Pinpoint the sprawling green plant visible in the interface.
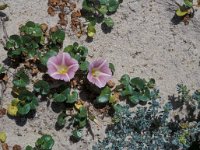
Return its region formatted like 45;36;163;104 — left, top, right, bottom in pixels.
4;21;117;140
5;21;65;65
117;74;159;105
82;0;123;37
26;135;54;150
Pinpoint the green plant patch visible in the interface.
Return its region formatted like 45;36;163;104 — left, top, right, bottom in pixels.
26;135;54;150
82;0;122;37
118;74;158;105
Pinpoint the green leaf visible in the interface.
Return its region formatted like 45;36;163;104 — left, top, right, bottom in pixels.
25;21;35;28
129;95;140;105
108;0;119;13
17;90;38;112
176;9;188;17
6;35;22;49
103;17;114;28
29;97;39;110
56;112;67;127
77;107;87;119
79;119;87;128
25;146;34;150
64;43;88;63
139;94;149;102
87;23;96;38
0;64;5;74
35;135;54;150
184;0;193;7
7;48;22;58
131;77;146;90
82;0;95;13
80;61;89;71
50;29;65;44
53;88;76;103
109;63;115;75
0;2;8;10
66;91;78;103
121;85;133;97
64;45;74;53
113;103;123;113
53;93;66;102
98;5;108;15
34;80;50;95
72;130;82;140
147;78;155;88
20;21;43;37
17;103;31;115
100;0;108;5
13;70;30;88
39;50;57;66
96;86;111;104
119;74;130;85
78;46;88;58
18;90;38;103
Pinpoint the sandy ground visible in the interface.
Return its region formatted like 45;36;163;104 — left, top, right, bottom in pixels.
0;0;200;149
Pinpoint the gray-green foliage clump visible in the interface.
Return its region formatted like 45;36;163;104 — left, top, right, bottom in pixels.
93;98;200;150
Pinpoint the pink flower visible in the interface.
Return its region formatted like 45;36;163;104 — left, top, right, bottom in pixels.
87;59;112;88
47;52;79;82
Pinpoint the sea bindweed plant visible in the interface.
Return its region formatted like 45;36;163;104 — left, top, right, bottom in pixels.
26;135;54;150
82;0;123;38
172;0;200;25
3;21;117;140
116;74;158;105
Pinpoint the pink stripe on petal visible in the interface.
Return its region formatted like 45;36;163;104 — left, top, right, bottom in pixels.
47;52;79;82
68;63;79;70
94;78;106;88
87;73;94;83
60;74;70;82
87;59;112;88
63;53;71;65
51;73;61;80
99;72;112;77
48;64;57;74
47;60;59;70
56;53;64;65
97;59;107;70
99;75;111;83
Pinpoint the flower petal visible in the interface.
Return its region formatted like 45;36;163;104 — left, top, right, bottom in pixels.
87;59;112;88
47;52;79;82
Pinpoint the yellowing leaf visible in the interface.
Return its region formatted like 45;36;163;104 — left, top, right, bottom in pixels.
7;104;18;116
0;132;7;143
176;9;188;17
75;100;84;110
109;92;120;105
11;98;20;106
0;2;8;10
87;24;96;38
88;114;100;126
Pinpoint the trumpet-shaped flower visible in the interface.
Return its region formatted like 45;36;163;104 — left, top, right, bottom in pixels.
87;59;112;88
47;52;79;82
